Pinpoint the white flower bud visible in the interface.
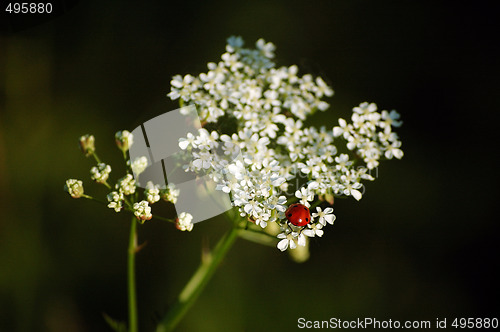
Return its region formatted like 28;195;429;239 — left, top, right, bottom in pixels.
79;135;95;157
115;130;133;152
64;179;84;198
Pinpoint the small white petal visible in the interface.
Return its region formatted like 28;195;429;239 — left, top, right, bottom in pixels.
303;229;315;237
324;214;336;225
297;234;307;246
308;181;319;190
192;159;202;168
179;140;190;150
351;189;362;201
393;149;404;159
271;177;286;186
277;239;288;251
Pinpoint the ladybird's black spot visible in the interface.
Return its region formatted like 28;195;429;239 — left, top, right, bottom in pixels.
306;218;309;221
303;207;307;210
287;213;292;217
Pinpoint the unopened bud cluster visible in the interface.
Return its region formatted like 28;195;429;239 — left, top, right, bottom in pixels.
65;132;193;231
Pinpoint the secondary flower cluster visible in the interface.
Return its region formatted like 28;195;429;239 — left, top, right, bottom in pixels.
333;102;403;169
170;37;404;251
168;36;332;124
65;132;192;230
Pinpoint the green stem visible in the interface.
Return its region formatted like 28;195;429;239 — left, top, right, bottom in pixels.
156;225;239;332
91;152;102;164
128;217;138;332
237;228;277;247
152;214;175;223
83;195;107;206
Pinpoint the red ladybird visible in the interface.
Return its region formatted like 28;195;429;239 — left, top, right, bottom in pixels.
285;203;311;227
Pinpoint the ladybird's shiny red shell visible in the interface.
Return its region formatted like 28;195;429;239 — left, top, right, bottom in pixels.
285;203;311;227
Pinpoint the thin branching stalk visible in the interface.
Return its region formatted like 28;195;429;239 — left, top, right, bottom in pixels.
128;216;138;332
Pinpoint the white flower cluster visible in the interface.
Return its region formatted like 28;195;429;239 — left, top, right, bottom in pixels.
104;146;187;227
133;200;152;223
90;163;111;184
66;133;194;231
116;174;136;195
131;156;148;176
160;183;180;204
168;36;332;124
170;37;404;251
176;212;194;232
107;191;124;212
333;102;403;169
144;181;161;204
179;127;289;229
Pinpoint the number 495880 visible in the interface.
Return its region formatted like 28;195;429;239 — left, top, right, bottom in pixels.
5;3;53;14
452;318;498;329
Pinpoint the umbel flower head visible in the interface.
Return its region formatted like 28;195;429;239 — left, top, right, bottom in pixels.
90;163;111;184
130;156;148;176
64;37;404;255
133;200;153;223
65;131;192;232
161;183;180;204
144;181;161;204
170;36;404;251
107;191;124;212
176;212;194;232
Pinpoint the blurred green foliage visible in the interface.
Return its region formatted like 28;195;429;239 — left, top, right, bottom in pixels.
0;0;498;331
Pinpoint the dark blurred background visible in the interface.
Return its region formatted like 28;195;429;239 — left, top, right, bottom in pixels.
0;0;498;331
